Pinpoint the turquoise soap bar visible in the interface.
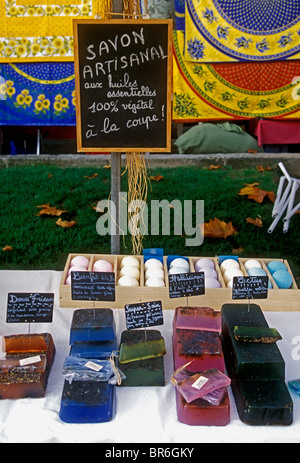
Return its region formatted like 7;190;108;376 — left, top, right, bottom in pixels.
59;380;116;423
231;379;293;426
69;309;116;344
70;340;118;359
221;304;285;380
288;379;300;396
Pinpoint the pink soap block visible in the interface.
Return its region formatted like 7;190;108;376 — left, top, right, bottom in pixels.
173;329;225;373
172;367;231;403
175;389;230;426
174;306;221;332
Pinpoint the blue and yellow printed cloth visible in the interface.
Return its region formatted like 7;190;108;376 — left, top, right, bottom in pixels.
185;0;300;62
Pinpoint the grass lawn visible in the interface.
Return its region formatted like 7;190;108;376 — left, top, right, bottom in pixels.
0;164;299;283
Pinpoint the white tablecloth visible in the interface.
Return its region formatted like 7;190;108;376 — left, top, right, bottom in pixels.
0;270;299;444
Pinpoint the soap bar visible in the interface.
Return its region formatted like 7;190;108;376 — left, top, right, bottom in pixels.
119;329;166;364
174;306;221;332
70;340;118;360
221;304;285;380
118;356;165;387
173;329;225;373
288;379;300;396
172;367;230;403
69;309;116;344
3;334;48;354
59;380;115;423
233;326;282;344
175;389;230;426
231;379;293;426
62;357;115;383
0;333;55;400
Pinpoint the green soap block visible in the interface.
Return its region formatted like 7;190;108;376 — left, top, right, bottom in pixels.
221;304;285;380
119;330;166;364
233;326;282;344
117;356;165;387
231;379;293;426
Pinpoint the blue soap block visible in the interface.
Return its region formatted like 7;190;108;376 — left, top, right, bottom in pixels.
288;380;300;396
70;340;118;359
267;261;287;275
69;309;116;344
272;270;293;289
59;380;116;423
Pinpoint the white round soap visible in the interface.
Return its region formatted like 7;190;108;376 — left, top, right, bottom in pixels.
68;265;88;276
120;265;140;280
93;259;113;273
70;256;89;269
205;278;221;288
244;259;262;271
170;258;189;272
223;268;244;285
144;258;163;270
117;276;139;287
195;258;215;271
145;277;165;287
121;256;140;269
198;267;218;279
145;267;165;281
168;266;188;275
220;259;240;274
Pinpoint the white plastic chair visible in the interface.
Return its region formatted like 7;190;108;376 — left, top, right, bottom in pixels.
268;162;300;234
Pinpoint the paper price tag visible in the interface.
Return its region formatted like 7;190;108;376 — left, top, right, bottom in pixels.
19;356;41;366
192;375;209;390
84;361;103;372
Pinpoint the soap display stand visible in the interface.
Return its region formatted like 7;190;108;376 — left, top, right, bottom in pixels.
59;308;117;423
221;303;293;426
60;254;299;311
172;306;230;426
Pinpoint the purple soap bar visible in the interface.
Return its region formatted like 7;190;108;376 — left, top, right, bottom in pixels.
172;367;231;403
173;329;225;373
174;306;221;332
175;389;230;426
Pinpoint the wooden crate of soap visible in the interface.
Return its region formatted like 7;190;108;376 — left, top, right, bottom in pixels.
59;254;299;311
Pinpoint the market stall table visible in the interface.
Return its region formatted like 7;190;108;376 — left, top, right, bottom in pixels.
0;270;299;443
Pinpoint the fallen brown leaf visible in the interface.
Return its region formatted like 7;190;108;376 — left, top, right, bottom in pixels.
238;185;275;203
256;165;272;172
246;217;263;228
150;175;164;182
202;217;238;239
208;165;222;170
36;204;67;217
56;218;76;228
85;173;98;180
2;245;12;251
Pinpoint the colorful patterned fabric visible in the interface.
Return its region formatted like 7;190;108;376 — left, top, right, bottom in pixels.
185;0;300;62
173;30;300;121
0;0;108;63
0;62;76;125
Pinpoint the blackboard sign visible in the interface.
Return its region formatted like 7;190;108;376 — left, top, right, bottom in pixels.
125;300;163;330
6;293;54;323
232;276;269;300
71;271;116;301
169;272;205;299
73;19;173;153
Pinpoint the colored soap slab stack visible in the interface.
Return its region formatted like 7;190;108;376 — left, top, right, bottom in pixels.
172;307;230;426
221;303;293;426
59;308;117;423
118;329;166;387
0;333;55;400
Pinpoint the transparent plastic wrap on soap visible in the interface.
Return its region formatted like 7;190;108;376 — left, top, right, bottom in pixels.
62;357;126;385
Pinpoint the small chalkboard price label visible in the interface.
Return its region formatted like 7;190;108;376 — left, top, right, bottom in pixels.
125;300;163;330
169;272;205;299
232;276;269;300
6;293;54;324
71;271;115;301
